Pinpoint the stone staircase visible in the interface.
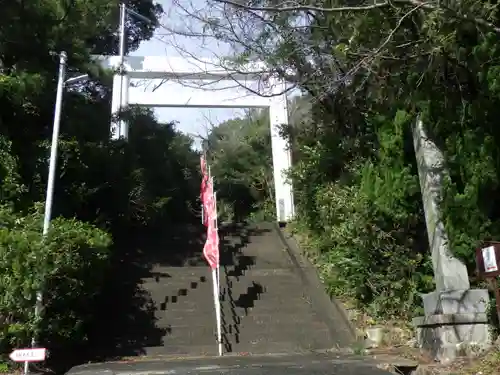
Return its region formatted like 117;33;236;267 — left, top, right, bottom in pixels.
138;222;353;357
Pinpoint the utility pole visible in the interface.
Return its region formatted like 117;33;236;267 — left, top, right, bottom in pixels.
27;52;88;375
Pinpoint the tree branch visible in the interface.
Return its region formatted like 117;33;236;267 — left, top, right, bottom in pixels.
213;0;392;13
213;0;500;34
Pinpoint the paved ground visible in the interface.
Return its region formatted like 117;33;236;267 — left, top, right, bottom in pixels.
66;352;398;375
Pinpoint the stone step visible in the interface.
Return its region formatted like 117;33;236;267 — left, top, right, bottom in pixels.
141;282;307;296
223;340;322;354
160;312;320;329
161;324;332;349
146;265;209;274
151;308;330;333
143;283;308;299
145;341;323;356
128;223;341;359
223;324;331;338
222;300;315;312
145;293;310;310
145;288;316;311
226;339;328;354
141;273;210;284
72;222;350;363
144;344;219;356
219;314;320;327
155;330;326;350
154;313;321;330
151;298;315;315
145;286;212;301
154;314;329;331
141;279;212;289
221;278;305;288
147;299;314;318
144;343;324;356
222;313;328;326
222;295;312;307
155;312;324;328
220;284;309;304
221;256;293;268
223;268;296;276
161;334;219;347
144;283;310;302
221;276;306;287
155;311;322;327
142;268;300;285
223;330;333;350
145;255;295;271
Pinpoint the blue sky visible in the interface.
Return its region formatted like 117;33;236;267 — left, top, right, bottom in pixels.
130;0;245;146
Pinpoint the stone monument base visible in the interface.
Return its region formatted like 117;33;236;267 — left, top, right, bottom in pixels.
412;289;492;363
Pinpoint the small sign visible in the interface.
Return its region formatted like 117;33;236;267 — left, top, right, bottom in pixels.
476;242;500;278
9;348;46;362
482;245;499;272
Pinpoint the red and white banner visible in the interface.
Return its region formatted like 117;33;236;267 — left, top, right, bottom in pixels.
200;157;219;269
203;221;219;269
200;155;222;355
202;178;219;269
202;182;214;226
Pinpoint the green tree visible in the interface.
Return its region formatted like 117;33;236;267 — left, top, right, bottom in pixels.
0;0;204;368
188;0;495;319
204;109;274;221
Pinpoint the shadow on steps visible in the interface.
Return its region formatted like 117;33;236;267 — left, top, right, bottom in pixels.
47;222;272;372
218;223;271;352
45;222;208;372
52;221;352;374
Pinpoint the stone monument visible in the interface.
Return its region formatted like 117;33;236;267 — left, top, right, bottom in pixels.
412;118;491;363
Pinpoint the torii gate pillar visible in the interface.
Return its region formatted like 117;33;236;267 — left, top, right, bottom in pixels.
110;74;130;139
96;55;295;222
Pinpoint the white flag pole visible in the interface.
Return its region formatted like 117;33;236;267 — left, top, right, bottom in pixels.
206;174;222;356
214;193;220;302
213;182;220;289
212;267;222;356
213;187;223;356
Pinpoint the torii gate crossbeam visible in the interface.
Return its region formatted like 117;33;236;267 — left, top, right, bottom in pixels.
94;55;295;223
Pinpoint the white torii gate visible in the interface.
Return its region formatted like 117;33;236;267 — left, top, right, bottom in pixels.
94;55;295;222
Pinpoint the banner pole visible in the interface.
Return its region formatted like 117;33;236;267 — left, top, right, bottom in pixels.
214;191;220;289
213;189;222;355
212;267;223;356
202;166;221;356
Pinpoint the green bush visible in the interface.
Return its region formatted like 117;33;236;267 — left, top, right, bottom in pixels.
312;167;433;320
293;112;434;321
0;203;111;356
0;136;24;203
